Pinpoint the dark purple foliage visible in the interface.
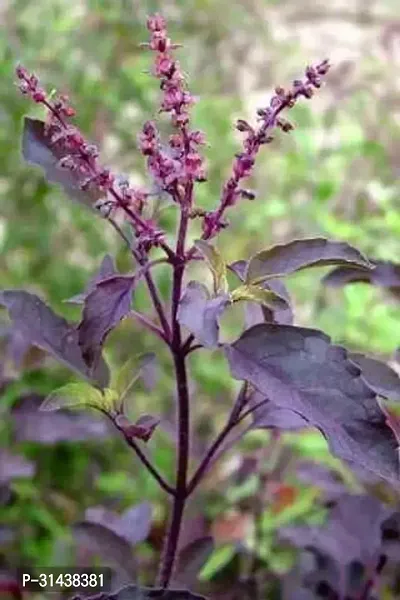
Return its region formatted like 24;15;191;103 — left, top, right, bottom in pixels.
14;13;400;600
67;255;117;304
0;290;109;387
84;502;152;546
115;414;160;443
78;275;135;369
0;449;35;483
225;324;399;482
177;282;230;348
323;259;400;291
174;537;214;587
281;493;391;565
228;261;247;281
1;327;32;369
73;522;137;579
349;352;400;401
245;238;372;282
11;394;111;442
295;461;347;500
280;494;392;594
248;390;309;431
381;513;400;560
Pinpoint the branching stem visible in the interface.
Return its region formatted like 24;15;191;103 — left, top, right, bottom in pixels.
103;412;175;496
156;205;191;588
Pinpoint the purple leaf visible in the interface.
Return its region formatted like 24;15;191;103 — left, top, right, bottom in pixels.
73;521;136;578
259;279;294;325
22;117;103;208
0;290;109;388
85;502;152;546
83;506;120;530
72;585;208;599
246;238;372;283
228;261;247;281
67;255;117;304
295;461;347;500
78;276;135;369
177;515;209;554
12;394;112;443
177;282;230;348
115;413;160;443
249;391;309;431
382;512;400;560
349;352;400;401
119;503;152;545
225;324;399;482
259;278;294;325
323;259;400;290
0;450;35;483
280;494;391;566
244;302;266;329
377;399;400;447
175;537;214;587
2;327;32;369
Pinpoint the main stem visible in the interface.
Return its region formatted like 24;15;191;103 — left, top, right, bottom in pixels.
158;208;190;588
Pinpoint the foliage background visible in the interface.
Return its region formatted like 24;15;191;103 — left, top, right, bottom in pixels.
0;0;399;597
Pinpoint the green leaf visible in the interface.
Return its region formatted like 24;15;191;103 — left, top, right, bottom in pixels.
230;284;289;311
199;544;236;581
40;382;112;412
195;239;228;294
103;388;119;407
111;353;155;401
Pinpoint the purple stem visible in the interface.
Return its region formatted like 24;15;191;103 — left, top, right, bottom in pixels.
121;433;176;497
129;310;168;343
157;207;191;589
187;384;251;496
43;95;175;345
235;398;270;425
143;270;172;342
187;418;234;496
181;333;195;355
107;216;172;342
105;412;175;496
184;343;202;356
128;245;172;343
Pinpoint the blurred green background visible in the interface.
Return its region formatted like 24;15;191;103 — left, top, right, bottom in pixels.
0;0;399;597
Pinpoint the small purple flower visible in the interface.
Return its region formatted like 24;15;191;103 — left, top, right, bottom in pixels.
201;58;331;239
140;13;207;201
15;64;168;252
